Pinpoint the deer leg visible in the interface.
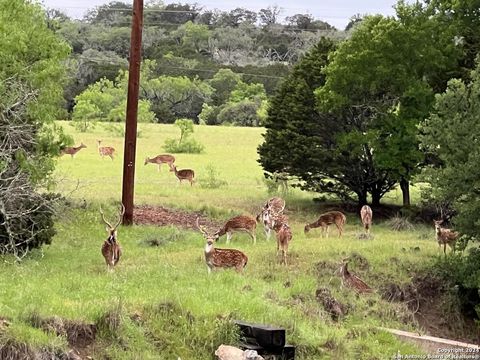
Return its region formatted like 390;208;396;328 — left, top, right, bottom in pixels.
326;226;330;238
226;232;232;243
337;224;342;237
252;232;256;245
282;249;287;265
207;266;212;274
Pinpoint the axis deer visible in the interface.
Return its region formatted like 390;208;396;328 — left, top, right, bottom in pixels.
304;211;346;237
214;215;257;244
96;140;115;160
256;197;285;240
100;204;125;270
360;205;373;234
265;209;292;265
144;154;175;171
60;143;87;158
170;165;195;186
196;218;248;274
434;219;459;254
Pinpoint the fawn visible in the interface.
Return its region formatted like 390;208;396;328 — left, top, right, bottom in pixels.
170;165;195;186
96;140;115;160
100;204;125;270
144;154;175;171
60;143;87;158
304;211;346;237
434;219;459;254
265;210;292;265
196;218;248;274
214;215;257;244
256;197;285;240
360;205;373;234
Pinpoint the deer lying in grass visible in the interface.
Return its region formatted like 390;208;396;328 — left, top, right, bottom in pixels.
197;218;248;274
256;197;285;240
214;215;257;244
96;140;115;160
60;143;87;158
265;209;292;265
434;219;459;254
360;205;373;234
100;204;125;270
170;165;195;186
144;154;175;171
304;211;346;237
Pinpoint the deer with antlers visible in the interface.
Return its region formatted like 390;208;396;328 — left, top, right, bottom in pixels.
360;205;373;234
60;143;87;158
256;197;285;240
96;140;115;160
304;211;346;238
144;154;175;171
170;165;195;186
214;215;257;244
196;218;248;274
434;219;459;255
100;204;125;270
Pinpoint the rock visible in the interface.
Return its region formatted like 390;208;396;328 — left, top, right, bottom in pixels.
215;345;264;360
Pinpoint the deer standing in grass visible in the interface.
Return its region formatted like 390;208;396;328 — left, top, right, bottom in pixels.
434;219;459;255
196;218;248;274
304;211;346;237
170;165;195;186
265;209;292;265
214;215;257;244
144;154;175;171
100;204;125;270
96;140;115;160
360;205;373;234
60;143;87;158
256;197;285;240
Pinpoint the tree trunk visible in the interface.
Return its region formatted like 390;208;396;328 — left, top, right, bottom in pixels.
357;191;367;206
400;178;410;207
371;191;381;207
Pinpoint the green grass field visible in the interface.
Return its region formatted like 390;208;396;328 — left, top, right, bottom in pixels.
0;122;444;359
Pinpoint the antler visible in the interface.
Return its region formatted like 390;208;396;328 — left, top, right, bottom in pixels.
196;217;208;236
113;203;125;229
100;206;113;229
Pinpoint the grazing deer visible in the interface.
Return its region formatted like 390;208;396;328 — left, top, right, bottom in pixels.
256;197;285;240
96;140;115;160
170;165;195;186
265;210;292;265
434;219;459;255
144;154;175;171
360;205;373;234
214;215;257;244
304;211;346;237
196;218;248;274
60;143;87;158
100;204;125;270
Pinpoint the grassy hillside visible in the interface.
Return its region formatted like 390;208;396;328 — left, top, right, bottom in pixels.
0;122;445;359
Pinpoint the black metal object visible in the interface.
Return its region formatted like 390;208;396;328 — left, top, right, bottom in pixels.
234;320;295;360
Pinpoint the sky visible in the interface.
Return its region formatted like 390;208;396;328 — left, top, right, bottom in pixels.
40;0;401;30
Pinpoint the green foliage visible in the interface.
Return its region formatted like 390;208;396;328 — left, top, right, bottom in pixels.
199;164;228;189
198;103;220;125
163;119;204;153
72;100;99;132
209;68;243;106
420;62;480;239
217;100;263;127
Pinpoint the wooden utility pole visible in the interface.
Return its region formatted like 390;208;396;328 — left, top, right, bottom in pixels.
122;0;143;225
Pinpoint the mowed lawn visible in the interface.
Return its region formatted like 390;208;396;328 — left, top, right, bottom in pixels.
0;121;440;359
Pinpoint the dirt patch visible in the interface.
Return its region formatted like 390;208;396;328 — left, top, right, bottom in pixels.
315;288;348;321
134;205;222;231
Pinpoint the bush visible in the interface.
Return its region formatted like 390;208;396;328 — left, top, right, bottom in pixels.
163;138;204;153
199;164;228;189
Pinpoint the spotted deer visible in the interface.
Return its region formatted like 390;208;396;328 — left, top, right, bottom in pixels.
170;165;195;186
360;205;373;234
96;140;115;160
256;197;285;240
214;215;257;244
196;218;248;274
60;143;87;158
304;211;347;237
100;204;124;270
434;219;459;255
265;210;292;265
144;154;175;171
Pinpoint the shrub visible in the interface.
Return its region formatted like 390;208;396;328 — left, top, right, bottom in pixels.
199;164;228;189
163;138;204;154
